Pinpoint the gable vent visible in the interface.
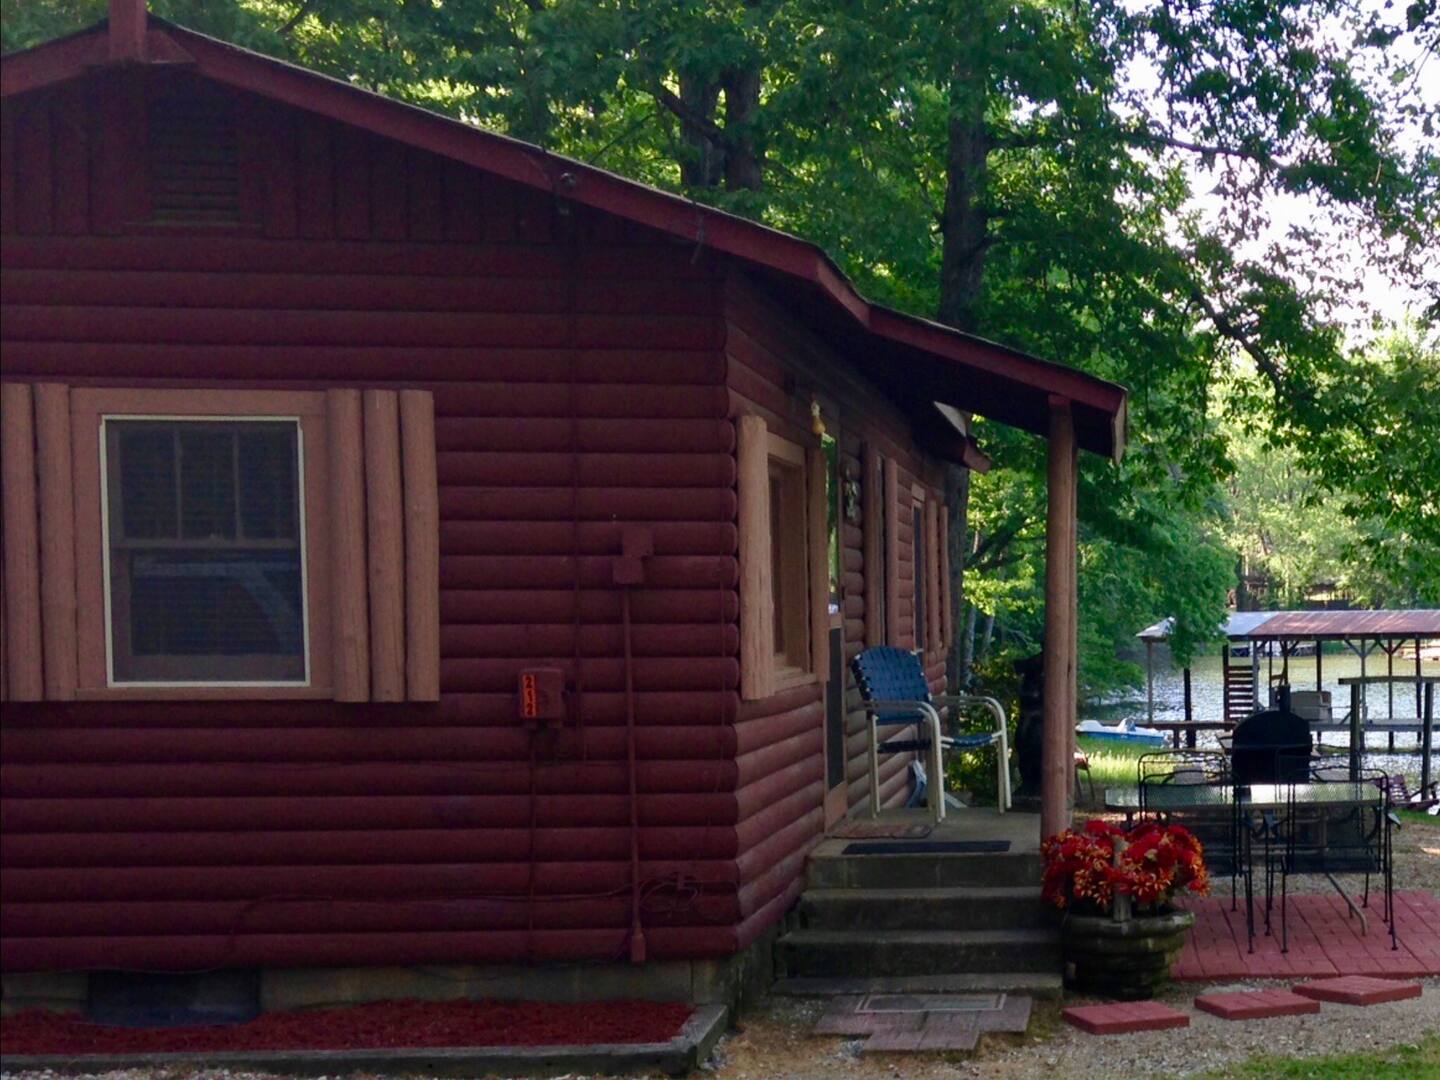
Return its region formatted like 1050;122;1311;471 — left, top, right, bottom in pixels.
147;94;242;225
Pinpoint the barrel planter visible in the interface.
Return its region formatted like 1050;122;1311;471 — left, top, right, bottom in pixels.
1061;909;1195;1000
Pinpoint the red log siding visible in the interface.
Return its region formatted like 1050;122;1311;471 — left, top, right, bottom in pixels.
722;273;949;873
0;70;747;972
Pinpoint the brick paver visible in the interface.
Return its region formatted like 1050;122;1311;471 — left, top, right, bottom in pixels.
1194;989;1320;1020
1171;889;1440;980
1292;975;1424;1006
1062;1001;1190;1035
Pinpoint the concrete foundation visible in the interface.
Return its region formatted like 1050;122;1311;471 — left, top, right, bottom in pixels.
2;934;778;1020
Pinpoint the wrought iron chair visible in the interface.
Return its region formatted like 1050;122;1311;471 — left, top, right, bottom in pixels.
1137;750;1255;948
851;646;1011;823
1270;767;1398;953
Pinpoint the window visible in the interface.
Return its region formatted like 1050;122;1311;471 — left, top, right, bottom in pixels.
769;451;809;676
737;415;828;700
103;418;307;684
0;382;441;703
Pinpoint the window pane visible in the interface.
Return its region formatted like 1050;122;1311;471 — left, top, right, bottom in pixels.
770;473;785;654
239;427;298;540
124;549;304;660
179;428;237;540
116;426;178;540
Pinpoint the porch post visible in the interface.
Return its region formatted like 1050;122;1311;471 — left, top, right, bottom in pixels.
1041;397;1077;840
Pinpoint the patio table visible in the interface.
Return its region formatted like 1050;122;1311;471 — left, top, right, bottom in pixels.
1104;781;1384;932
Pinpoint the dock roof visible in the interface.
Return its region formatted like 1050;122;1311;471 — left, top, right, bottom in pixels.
1137;610;1440;643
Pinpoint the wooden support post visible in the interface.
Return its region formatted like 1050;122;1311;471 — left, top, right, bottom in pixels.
1145;640;1155;726
1316;639;1323;693
1423;682;1434;804
1041;397;1076;841
1418;640;1424;721
861;443;884;648
737;415;774;701
1066;435;1078;800
1349;682;1363;781
1183;667;1195;746
1385;639;1397;751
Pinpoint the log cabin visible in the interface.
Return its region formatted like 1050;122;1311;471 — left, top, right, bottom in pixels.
0;1;1126;1012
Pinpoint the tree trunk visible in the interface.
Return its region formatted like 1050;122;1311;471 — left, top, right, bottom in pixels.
938;43;990;691
677;74;724;188
936;67;990;333
959;602;978;689
722;66;764;191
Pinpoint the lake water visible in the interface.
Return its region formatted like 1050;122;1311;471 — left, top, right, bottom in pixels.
1082;649;1439;776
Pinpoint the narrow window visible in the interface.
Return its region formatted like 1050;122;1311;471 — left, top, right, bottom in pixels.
103;418;307;684
769;456;809;674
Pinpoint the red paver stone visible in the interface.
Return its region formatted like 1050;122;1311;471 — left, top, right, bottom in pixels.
1062;1001;1190;1035
1194;990;1320;1021
1292;976;1424;1006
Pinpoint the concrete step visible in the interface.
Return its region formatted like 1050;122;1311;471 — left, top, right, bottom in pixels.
797;886;1054;931
771;972;1064;999
806;850;1044;889
776;928;1061;979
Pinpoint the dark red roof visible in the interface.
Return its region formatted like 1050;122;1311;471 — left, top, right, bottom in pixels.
2;15;1128;459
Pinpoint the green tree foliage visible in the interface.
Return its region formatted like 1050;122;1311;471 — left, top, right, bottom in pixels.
5;0;1435;695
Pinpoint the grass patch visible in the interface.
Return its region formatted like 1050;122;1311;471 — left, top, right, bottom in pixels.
1076;735;1151;792
1194;1033;1440;1078
1398;808;1440;828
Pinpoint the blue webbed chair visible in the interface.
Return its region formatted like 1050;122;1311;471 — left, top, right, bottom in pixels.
850;646;1011;822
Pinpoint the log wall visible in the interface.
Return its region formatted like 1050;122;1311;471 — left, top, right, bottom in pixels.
0;68;746;971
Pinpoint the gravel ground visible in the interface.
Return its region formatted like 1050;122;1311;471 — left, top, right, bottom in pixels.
698;978;1440;1079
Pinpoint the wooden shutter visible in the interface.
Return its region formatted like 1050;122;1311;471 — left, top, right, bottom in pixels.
0;382;77;701
327;389;369;701
1;382;43;701
341;387;440;703
807;445;830;679
862;443;884;648
737;414;775;701
401;390;440;702
884;457;901;646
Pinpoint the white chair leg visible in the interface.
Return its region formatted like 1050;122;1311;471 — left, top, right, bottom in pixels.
867;713;880;818
925;705;946;824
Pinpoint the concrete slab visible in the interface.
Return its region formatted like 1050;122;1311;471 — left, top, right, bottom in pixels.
1194;989;1320;1020
1062;1001;1189;1035
1292;976;1424;1006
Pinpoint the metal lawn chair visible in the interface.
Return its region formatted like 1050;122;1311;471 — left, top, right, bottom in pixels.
851;646;1011;823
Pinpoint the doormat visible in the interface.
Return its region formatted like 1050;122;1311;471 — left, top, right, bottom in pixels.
841;840;1011;855
829;821;933;840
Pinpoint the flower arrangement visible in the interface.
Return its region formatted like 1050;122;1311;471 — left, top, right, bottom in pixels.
1041;819;1209;916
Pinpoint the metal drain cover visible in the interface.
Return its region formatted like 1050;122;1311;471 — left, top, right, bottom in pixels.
858;993;1005;1014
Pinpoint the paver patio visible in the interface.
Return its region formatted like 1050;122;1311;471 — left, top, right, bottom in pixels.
1171;889;1440;980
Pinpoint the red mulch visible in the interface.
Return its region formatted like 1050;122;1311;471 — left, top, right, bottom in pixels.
0;999;693;1055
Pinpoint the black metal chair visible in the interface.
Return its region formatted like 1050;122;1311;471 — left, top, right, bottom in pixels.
1270;768;1398;953
850;646;1010;822
1138;752;1255;950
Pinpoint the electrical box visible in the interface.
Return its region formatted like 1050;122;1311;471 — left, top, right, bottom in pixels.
518;668;565;725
